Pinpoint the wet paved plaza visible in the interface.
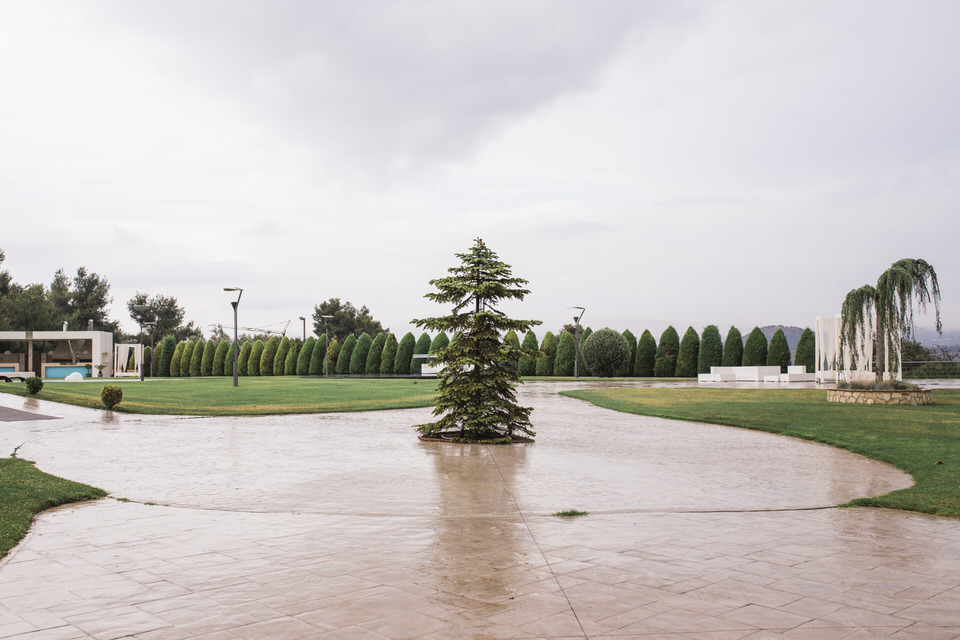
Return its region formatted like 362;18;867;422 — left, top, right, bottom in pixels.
1;382;959;639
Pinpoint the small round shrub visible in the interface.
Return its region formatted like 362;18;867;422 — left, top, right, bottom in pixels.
582;328;631;377
26;377;43;395
100;385;123;409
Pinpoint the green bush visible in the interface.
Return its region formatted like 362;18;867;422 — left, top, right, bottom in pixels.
365;333;386;375
189;339;204;377
169;340;186;377
767;328;791;373
553;331;576;376
654;326;680;377
157;335;175;377
326;338;341;373
248;340;264;376
379;334;398;375
309;335;327;375
722;326;743;367
742;327;768;366
350;333;373;374
535;331;556;376
410;332;432;375
518;330;538;376
394;332;415;375
621;330;637;376
213;339;230;376
582;328;630;377
698;325;723;374
274;337;291;376
578;327;593;376
284;341;299;375
238;341;252;376
337;335;358;374
675;327;700;378
200;339;217;376
635;330;656;376
100;385;123;409
795;327;816;373
25;377;42;395
298;337;316;376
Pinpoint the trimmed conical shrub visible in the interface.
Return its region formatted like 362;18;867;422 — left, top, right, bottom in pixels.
503;329;521;372
767;328;791;373
155;338;170;377
189;339;205;377
336;335;357;374
675;327;700;378
213;339;230;376
143;346;152;376
722;326;743;367
621;330;637;376
365;333;386;375
350;333;373;374
654;326;679;377
582;328;631;377
274;337;291;376
578;327;593;376
180;341;196;377
535;331;556;376
248;340;264;376
742;327;768;366
380;334;398;375
309;335;327;375
430;332;449;353
297;337;316;376
698;325;723;374
169;340;186;377
238;341;252;376
553;331;576;376
410;332;431;375
201;339;217;376
635;330;656;376
284;341;299;375
326;338;341;373
518;330;538;376
795;327;815;373
259;336;279;376
394;332;416;375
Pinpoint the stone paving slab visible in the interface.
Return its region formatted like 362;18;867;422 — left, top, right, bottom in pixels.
0;383;958;638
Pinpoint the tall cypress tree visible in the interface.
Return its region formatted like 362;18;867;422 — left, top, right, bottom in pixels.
158;335;176;377
297;337;316;376
635;330;656;376
260;336;279;376
430;332;449;353
698;325;723;374
379;334;398;375
284;341;300;375
518;330;538;376
200;339;217;376
180;341;196;377
553;331;576;376
337;335;358;374
394;332;416;375
742;327;768;366
621;329;637;377
365;332;386;375
350;333;373;374
274;337;291;376
675;327;700;378
536;331;557;376
189;339;205;377
578;327;593;376
238;341;252;376
169;341;186;377
248;340;264;376
654;326;680;377
722;326;743;367
326;338;341;374
411;332;432;375
309;334;327;375
503;329;521;372
412;238;541;441
795;327;816;373
213;339;230;376
767;328;791;373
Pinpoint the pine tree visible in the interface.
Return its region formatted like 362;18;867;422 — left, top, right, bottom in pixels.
201;339;217;376
336;335;357;374
238;341;252;376
621;329;637;377
189;339;204;377
394;332;416;375
553;331;576;376
411;332;432;375
349;333;373;374
582;328;631;377
767;328;791;373
518;330;538;376
169;340;186;377
742;327;768;366
412;238;541;441
260;336;279;376
535;331;556;376
297;337;316;376
284;341;300;375
722;326;743;366
635;330;656;376
675;327;700;377
365;332;386;375
795;327;816;373
213;339;230;376
697;325;723;374
248;340;264;376
309;335;327;375
274;337;291;376
326;338;341;373
654;326;679;377
379;334;398;375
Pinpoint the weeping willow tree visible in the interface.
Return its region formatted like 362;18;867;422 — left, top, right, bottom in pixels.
413;238;541;442
840;259;941;380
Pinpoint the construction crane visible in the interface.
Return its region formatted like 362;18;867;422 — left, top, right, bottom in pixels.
212;320;292;337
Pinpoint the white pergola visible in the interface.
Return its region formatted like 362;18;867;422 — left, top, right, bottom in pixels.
0;330;114;377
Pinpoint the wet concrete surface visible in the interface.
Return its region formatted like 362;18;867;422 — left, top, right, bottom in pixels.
0;381;958;638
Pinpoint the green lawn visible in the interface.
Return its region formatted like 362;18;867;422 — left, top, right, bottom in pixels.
0;377;439;416
562;387;960;519
0;457;105;558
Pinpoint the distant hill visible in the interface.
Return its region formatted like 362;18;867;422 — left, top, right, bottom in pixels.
759;325;805;354
913;327;960;350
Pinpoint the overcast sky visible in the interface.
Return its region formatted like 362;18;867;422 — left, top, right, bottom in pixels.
2;0;958;341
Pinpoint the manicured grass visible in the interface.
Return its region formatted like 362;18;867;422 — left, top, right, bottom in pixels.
0;457;106;558
562;387;960;519
0;377;439;416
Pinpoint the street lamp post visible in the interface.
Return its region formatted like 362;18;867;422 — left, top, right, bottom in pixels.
144;321;157;377
570;307;585;378
299;316;306;342
224;288;243;387
320;315;333;377
133;304;149;382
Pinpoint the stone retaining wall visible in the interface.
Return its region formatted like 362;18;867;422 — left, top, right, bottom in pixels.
827;389;932;405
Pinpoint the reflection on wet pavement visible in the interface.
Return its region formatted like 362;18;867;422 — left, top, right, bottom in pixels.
0;381;958;638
